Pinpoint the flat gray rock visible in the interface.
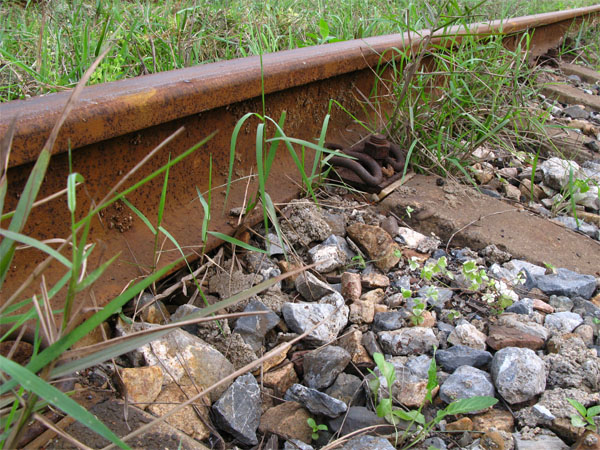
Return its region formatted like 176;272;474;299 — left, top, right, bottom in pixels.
303;345;351;389
544;311;584;334
284;384;347;418
439;365;495;405
282;298;348;346
341;435;396;450
212;373;262;446
378;327;439;356
525;267;596;299
436;345;492;373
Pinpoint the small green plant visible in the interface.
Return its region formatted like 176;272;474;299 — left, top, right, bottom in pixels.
421;256;453;281
567;398;600;433
405;205;415;218
543;261;557;275
368;352;498;448
461;260;489;290
306;417;328;441
349;254;367;270
410;298;426;326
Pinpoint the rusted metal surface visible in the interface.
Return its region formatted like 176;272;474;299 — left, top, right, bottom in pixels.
1;6;600;314
326;134;407;193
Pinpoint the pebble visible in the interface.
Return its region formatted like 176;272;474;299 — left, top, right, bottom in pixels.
282;299;348;346
378;327;439;356
435;345;493;372
346;223;401;271
328;406;397;437
340;435;396;450
303;345;351;389
284;383;347;418
491;347;546;404
234;298;280;352
544;311;584;333
447;322;488;350
439;365;495;405
212;373;262;446
295;272;335;301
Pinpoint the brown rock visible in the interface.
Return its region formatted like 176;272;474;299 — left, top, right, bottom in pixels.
341;272;361;301
337;328;372;366
262;361;299;397
277;261;303;288
396;380;438;408
374;304;388;315
253;347;289;375
480;430;507;450
503;183;521;202
118;366;163;407
141;300;170;324
486;325;545;351
472;409;514;434
361;288;385;304
574;324;595;346
361;273;390;289
591;292;600;308
259;401;313;444
519;179;546;202
346;223;401;271
551;416;584;443
532;299;554;314
147;380;212;441
349;300;375;324
572;430;600;450
446;417;473;432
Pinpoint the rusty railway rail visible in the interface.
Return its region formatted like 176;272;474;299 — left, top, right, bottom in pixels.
1;6;600;314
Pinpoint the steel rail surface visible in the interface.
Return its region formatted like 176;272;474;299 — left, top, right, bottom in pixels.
1;6;599;312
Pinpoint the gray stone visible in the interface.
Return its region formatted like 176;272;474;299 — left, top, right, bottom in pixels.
295;272;335;301
282;298;348;346
361;330;382;356
540;157;582;190
328;406;396;437
340;435;396;450
532;404;556;421
491;347;546;404
544;311;584;334
325;373;366;407
497;314;551;341
212;373;261;446
323;234;355;260
525;267;596;299
514;432;568;450
308;241;348;273
423;436;447;450
303;345;351;389
280;200;332;247
552;216;600;239
397;227;441;253
563;105;589;120
372;311;407;332
378;328;439;356
447;322;487;350
234;298;280;351
436;345;493;373
572;297;600;320
521;387;600;427
284;384;347;418
549;295;574;312
439;365;495;405
544;335;600;391
266;233;287;256
506;298;534;315
481;244;512;264
283;439;314;450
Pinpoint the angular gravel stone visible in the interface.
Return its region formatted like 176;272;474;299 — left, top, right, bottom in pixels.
328;406;396;437
506;298;534;315
212;373;261;446
325;373;366;407
544;311;584;334
341;272;362;301
447;322;487;350
234;298;280;351
378;328;439;356
308;241;348;273
284;439;314;450
284;384;347;418
372;311;407;332
439;365;495;405
487;325;545;351
303;345;351;389
295;272;335;301
540;157;582;190
513;431;569;450
341;435;396;450
435;345;493;372
346;223;401;271
282;299;348;346
525;268;596;300
491;347;546;404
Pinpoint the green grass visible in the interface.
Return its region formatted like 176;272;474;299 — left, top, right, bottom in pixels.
1;0;599;101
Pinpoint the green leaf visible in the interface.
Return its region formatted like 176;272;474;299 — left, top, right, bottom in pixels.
426;350;438;403
586;405;600;418
567;398;588;418
391;408;425;425
376;398;393;418
67;173;84;214
0;355;129;449
443;396;498;416
0;228;72;269
571;414;587;428
208;231;267;254
319;18;329;39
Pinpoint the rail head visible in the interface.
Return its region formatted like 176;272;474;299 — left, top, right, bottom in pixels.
2;4;600;168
